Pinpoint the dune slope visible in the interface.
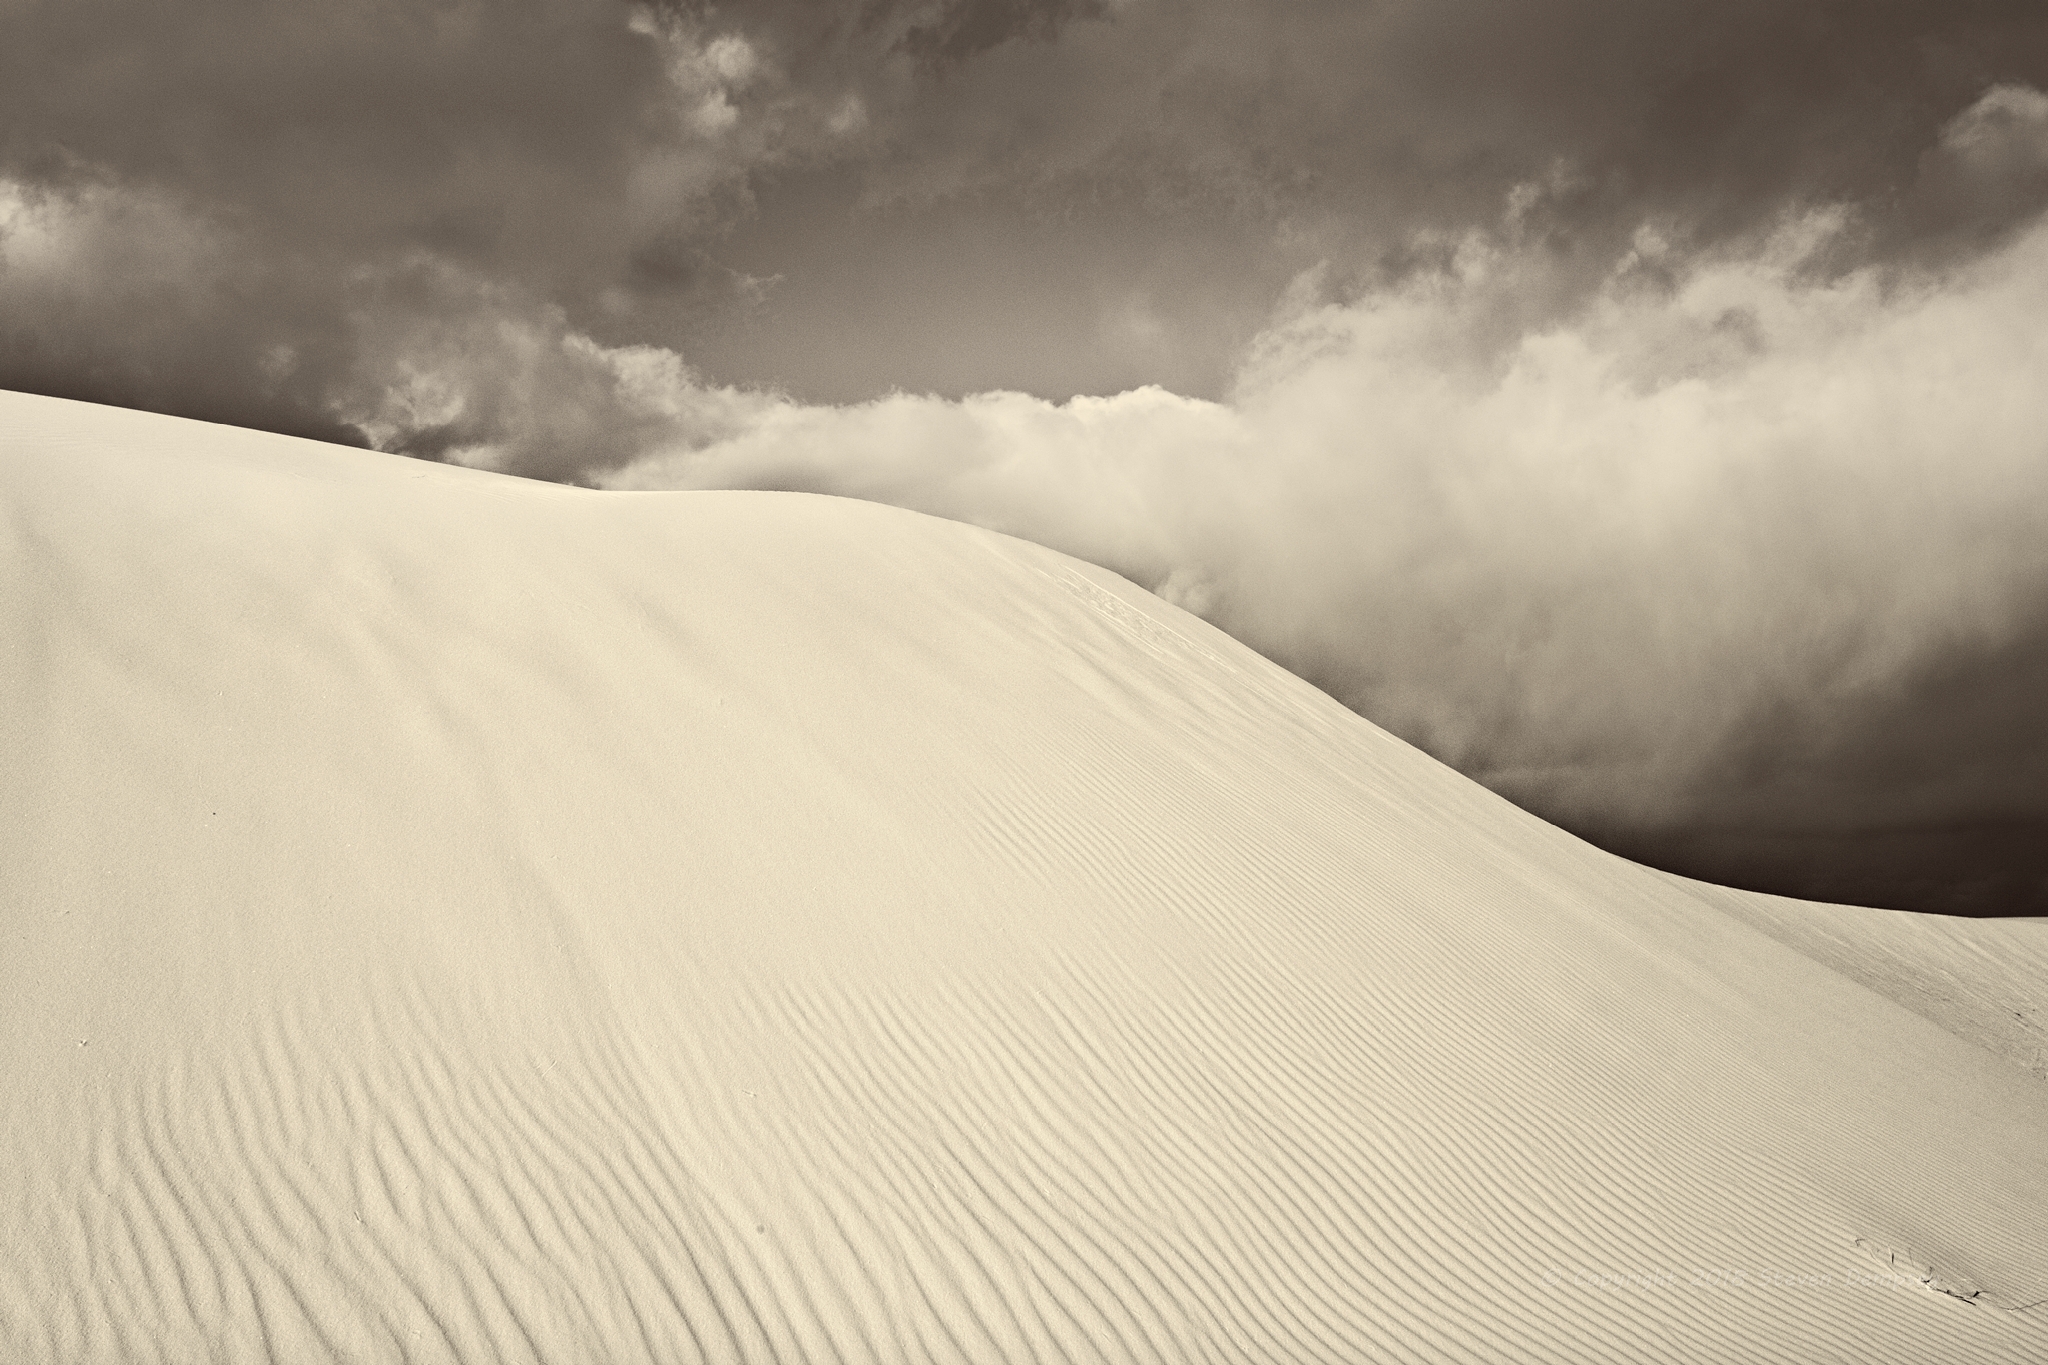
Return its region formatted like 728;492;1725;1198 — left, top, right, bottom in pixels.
4;389;2047;1364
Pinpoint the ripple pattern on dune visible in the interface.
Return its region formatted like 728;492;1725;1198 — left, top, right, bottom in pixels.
11;943;2048;1365
5;391;2048;1364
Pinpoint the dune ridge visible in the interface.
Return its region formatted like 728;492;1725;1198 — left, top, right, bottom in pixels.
4;389;2047;1363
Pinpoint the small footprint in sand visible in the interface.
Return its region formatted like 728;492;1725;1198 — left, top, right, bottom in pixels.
1856;1238;1982;1303
1853;1237;2048;1310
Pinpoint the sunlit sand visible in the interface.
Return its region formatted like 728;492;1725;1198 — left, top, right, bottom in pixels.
4;390;2045;1362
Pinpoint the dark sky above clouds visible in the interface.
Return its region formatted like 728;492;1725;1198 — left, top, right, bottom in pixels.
5;0;2048;912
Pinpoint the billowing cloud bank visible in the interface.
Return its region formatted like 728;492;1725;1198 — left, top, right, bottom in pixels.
603;189;2048;851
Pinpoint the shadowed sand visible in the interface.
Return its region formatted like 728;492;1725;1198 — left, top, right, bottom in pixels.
4;389;2046;1363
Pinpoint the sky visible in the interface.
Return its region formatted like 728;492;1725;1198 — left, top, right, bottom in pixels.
5;0;2048;913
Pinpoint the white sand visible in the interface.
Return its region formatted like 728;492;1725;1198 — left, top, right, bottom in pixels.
3;388;2046;1363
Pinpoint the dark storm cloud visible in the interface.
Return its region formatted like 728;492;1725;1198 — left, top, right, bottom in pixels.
0;0;816;451
3;0;676;281
1612;603;2048;915
9;0;2047;436
892;0;1108;67
688;0;2048;400
0;178;369;445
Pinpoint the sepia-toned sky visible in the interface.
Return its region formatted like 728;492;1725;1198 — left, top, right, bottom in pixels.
6;0;2048;911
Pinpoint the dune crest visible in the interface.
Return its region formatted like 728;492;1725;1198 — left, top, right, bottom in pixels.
4;390;2046;1363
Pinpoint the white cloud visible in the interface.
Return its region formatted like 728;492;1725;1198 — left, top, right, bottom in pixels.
703;34;758;87
1938;83;2048;168
602;197;2048;829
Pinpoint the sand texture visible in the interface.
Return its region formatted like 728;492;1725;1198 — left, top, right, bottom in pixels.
4;389;2047;1363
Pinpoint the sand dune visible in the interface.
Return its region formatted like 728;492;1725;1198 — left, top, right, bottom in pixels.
4;388;2046;1363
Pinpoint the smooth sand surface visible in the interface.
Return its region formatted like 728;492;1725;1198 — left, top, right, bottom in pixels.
4;389;2047;1363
